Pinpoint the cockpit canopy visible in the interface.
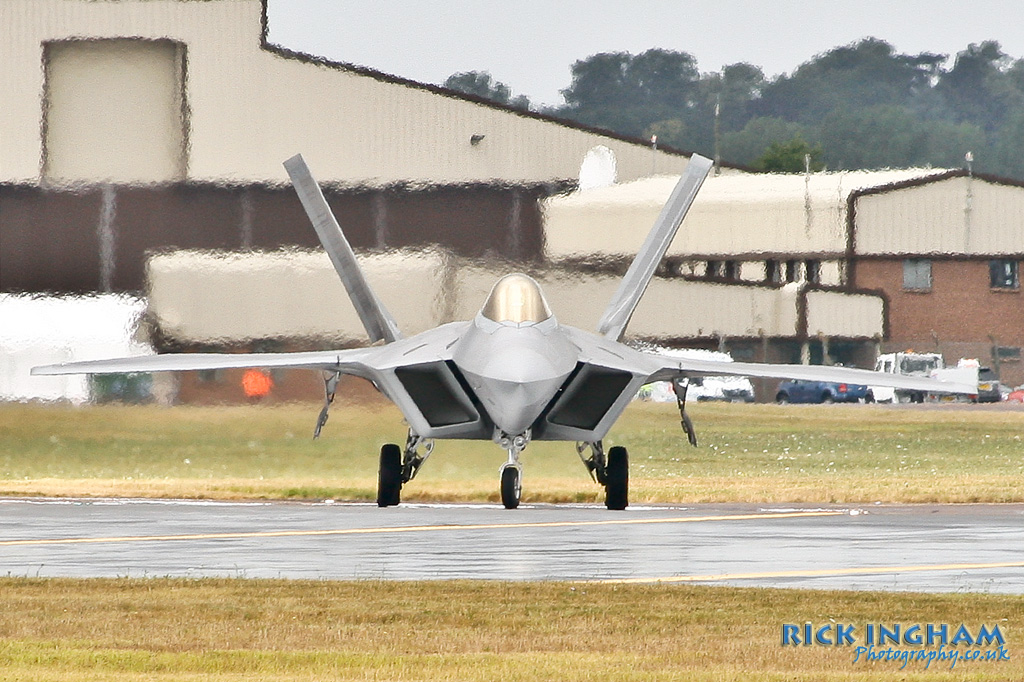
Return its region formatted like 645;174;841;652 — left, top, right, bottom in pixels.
481;274;553;324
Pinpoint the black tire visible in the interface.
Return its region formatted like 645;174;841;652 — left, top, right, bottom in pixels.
776;392;789;404
864;391;875;404
605;446;628;510
821;393;834;404
500;466;521;510
377;443;402;507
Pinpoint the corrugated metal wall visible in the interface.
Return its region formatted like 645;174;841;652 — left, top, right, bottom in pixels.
146;250;883;345
543;170;942;262
856;176;1024;256
44;39;186;183
1;0;690;186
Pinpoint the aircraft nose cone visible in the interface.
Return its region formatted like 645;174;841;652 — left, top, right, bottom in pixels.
470;375;567;435
452;317;578;436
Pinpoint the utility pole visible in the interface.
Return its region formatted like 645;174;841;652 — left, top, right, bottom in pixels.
713;94;721;176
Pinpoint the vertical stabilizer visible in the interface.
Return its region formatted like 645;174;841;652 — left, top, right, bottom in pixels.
596;154;713;341
284;154;403;344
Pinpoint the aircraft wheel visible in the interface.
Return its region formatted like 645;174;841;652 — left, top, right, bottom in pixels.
605;446;628;510
377;443;402;507
500;465;521;510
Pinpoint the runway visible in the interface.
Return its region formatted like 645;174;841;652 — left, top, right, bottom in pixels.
1;499;1022;592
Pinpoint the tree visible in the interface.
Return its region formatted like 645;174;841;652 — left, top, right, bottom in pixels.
443;71;531;110
558;49;700;137
644;119;687;149
752;136;823;173
755;38;945;124
721;117;810;166
817;105;984;169
935;41;1023;131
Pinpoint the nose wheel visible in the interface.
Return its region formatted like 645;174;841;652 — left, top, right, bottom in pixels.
500;464;522;509
497;430;529;509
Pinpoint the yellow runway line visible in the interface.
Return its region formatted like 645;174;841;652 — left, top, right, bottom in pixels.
0;510;841;547
601;561;1024;584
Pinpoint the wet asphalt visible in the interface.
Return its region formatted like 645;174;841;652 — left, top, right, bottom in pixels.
1;498;1022;592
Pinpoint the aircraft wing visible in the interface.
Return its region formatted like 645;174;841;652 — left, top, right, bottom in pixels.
31;348;380;380
644;354;978;396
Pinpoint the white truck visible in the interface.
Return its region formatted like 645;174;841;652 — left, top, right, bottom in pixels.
870;352;978;403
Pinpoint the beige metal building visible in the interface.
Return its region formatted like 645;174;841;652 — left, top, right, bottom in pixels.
144;249;884;403
1;0;695;293
545;168;1024;387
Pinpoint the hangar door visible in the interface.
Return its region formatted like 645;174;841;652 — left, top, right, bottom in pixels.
44;39;186;184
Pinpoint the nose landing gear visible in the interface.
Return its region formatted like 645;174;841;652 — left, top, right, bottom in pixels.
497;431;529;509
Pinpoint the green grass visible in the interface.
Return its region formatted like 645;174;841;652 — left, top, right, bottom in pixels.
2;401;1024;502
0;578;1019;681
2;405;1022;680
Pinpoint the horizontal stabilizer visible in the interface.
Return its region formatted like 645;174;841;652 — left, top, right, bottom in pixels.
597;154;713;341
283;154;403;344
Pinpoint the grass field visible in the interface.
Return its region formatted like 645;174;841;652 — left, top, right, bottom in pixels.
2;402;1022;680
0;578;1019;681
2;400;1024;503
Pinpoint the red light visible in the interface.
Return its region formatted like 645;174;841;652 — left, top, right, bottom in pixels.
839;384;848;392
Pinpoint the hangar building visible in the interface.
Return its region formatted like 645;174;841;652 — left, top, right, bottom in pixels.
545;169;1024;388
7;0;1002;403
0;0;694;295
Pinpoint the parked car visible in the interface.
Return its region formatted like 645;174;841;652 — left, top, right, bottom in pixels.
775;379;870;404
635;346;755;403
975;367;1002;403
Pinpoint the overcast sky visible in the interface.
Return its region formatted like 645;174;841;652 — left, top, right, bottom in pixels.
266;0;1024;107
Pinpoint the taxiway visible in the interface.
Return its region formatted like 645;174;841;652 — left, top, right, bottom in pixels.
1;499;1021;592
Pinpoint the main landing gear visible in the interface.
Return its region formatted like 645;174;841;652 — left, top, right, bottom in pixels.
377;430;433;507
577;441;629;510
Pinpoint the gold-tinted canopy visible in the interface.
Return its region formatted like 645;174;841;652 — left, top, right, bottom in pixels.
481;274;553;324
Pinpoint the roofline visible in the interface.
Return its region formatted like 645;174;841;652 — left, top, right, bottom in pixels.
845;168;1024;270
257;0;726;164
850;168;1024;200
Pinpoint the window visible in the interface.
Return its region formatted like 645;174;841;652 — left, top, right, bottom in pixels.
784;259;799;283
903;259;932;291
996;346;1021;362
765;259;781;284
990;259;1019;289
706;260;722;278
197;369;221;383
722;260;738;280
805;259;821;284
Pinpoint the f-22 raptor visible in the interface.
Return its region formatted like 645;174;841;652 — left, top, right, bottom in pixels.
34;154;975;510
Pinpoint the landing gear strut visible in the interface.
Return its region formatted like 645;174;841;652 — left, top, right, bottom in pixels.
577;441;629;510
672;377;698;447
497;431;529;509
377;430;433;508
313;371;341;439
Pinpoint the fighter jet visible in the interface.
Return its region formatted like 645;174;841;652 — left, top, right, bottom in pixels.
34;154;976;510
